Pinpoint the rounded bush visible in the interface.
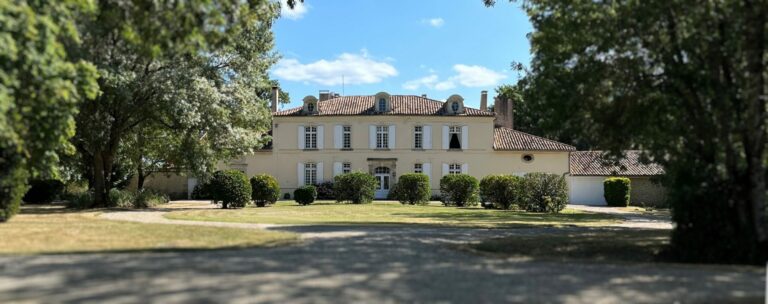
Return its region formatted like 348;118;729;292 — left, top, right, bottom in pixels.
314;181;335;200
191;180;214;200
22;179;65;204
283;192;291;200
250;174;280;207
392;173;431;205
334;172;377;204
109;188;136;208
294;185;317;205
210;170;251;209
135;189;169;208
479;174;523;209
604;177;631;207
519;173;568;213
439;174;480;207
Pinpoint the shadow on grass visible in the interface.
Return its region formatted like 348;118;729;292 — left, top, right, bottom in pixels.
391;210;619;224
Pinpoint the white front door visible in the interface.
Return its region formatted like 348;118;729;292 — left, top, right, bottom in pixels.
374;167;391;199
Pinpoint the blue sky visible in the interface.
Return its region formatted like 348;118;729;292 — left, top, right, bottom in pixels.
271;0;532;109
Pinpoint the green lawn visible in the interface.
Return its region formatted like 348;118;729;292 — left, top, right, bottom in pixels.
165;201;621;228
0;206;298;254
471;228;670;263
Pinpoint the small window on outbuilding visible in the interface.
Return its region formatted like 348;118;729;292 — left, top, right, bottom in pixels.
522;154;534;163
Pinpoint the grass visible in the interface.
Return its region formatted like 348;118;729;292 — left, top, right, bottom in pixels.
0;205;298;254
471;228;670;263
165;200;621;228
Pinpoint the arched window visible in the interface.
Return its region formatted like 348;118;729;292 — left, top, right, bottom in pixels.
307;102;315;113
378;98;387;112
451;102;459;112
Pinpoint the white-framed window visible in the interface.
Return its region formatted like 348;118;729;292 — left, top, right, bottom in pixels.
376;125;389;149
342;126;352;149
378;98;387;112
305;163;317;185
451;102;459;112
307;102;315;113
414;126;423;149
304;126;317;149
414;163;423;173
449;126;462;149
342;162;352;174
449;163;462;175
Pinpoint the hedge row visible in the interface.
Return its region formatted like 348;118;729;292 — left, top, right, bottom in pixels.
477;173;568;213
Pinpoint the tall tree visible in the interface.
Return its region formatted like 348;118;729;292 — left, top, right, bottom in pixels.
486;0;768;263
70;0;280;206
0;0;98;221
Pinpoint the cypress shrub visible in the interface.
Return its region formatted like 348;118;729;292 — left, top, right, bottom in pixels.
334;172;377;204
294;185;317;205
479;174;523;210
439;174;480;207
604;177;631;207
519;173;568;213
392;173;431;205
250;174;280;207
22;179;65;204
210;170;251;209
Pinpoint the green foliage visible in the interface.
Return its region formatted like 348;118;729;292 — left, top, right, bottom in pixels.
66;191;94;209
479;175;523;210
283;193;291;200
294;186;316;206
440;174;480;207
488;0;768;263
392;174;431;205
314;181;335;200
210;170;251;209
250;174;280;207
134;189;169;208
519;173;568;213
334;172;377;204
22;180;65;204
109;188;135;208
192;181;214;200
604;178;631;207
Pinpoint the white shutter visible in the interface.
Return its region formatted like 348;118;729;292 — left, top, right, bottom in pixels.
461;126;469;150
461;163;469;174
423;163;432;183
298;126;305;149
442;163;449;176
442;125;449;150
317;125;324;150
334;125;343;149
423;125;432;149
333;162;342;177
369;125;376;149
316;162;324;183
297;162;305;187
388;125;396;149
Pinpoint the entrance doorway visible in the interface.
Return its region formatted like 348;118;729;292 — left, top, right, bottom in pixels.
374;166;391;199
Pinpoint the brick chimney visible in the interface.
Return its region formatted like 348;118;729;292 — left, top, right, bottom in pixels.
493;97;514;129
480;90;488;111
270;86;279;113
319;90;331;101
421;94;427;98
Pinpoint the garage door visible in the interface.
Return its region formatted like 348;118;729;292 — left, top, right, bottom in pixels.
568;176;606;205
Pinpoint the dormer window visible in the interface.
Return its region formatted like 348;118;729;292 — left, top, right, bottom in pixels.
374;92;391;113
451;102;459;112
444;94;465;115
308;102;315;113
302;95;319;115
378;98;387;112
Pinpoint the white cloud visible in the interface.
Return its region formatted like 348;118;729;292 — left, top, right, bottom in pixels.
422;18;445;28
280;0;308;20
402;64;506;91
274;51;398;86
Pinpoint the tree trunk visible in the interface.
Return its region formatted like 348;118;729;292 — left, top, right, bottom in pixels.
137;162;145;191
92;152;108;207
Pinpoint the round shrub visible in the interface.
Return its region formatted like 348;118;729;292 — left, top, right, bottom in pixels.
22;179;65;204
294;185;317;205
109;188;136;208
250;174;280;207
392;173;431;205
439;174;480;207
519;173;568;213
314;181;335;200
334;172;377;204
604;177;631;207
479;174;523;210
210;170;251;209
283;192;291;200
191;180;214;200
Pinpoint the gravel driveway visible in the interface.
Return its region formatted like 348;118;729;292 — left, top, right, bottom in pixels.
0;203;764;303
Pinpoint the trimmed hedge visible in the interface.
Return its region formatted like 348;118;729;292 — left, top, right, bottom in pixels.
520;173;568;213
250;174;280;207
479;174;523;210
334;172;377;204
22;179;65;204
210;170;251;209
440;174;479;207
315;181;335;200
294;185;317;205
392;173;431;205
604;177;631;207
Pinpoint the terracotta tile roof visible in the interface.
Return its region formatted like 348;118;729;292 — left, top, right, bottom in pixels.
273;95;494;117
493;127;576;151
570;151;665;176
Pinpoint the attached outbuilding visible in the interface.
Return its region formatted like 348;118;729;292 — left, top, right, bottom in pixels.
568;151;666;207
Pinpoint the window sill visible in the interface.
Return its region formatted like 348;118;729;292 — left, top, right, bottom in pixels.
412;148;425;151
374;148;391;151
340;148;353;151
302;148;319;151
447;148;463;152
